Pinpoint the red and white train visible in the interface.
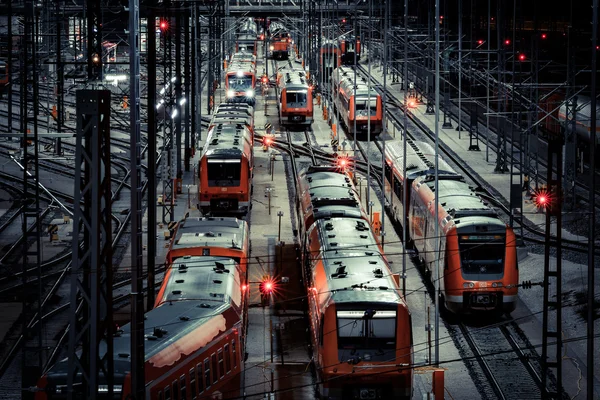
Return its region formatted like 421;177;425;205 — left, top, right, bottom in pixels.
332;66;383;138
277;68;313;126
339;36;361;65
225;59;256;106
384;139;519;314
198;116;254;216
296;166;413;400
36;217;249;400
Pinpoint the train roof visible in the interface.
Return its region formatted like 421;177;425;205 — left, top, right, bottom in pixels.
210;115;253;130
313;218;404;305
415;177;500;226
385;139;458;181
333;66;379;98
231;52;257;64
46;256;243;380
120;255;241;365
157;255;242;306
226;62;256;75
298;166;365;227
279;69;309;90
215;103;255;116
208;123;254;145
321;39;339;50
171;217;248;253
201;128;252;160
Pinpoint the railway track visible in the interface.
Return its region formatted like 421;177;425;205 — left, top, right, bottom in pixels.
455;319;566;400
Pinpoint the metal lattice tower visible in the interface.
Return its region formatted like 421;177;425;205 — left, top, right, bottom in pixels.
67;90;114;400
146;0;158;310
128;0;145;396
162;5;175;223
20;1;44;397
494;1;508;173
541;136;564;399
563;18;577;210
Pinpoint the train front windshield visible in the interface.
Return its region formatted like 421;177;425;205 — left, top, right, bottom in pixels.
227;76;253;91
336;310;396;361
458;234;505;277
286;91;307;106
207;159;241;187
355;98;377;116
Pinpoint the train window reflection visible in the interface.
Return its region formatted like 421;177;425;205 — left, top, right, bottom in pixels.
227;76;253;90
286;91;307;104
355;99;377;116
459;235;505;275
207;160;241;187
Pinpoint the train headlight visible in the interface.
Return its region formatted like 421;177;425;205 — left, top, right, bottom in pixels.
227;89;235;98
246;89;254;98
270;45;275;51
492;282;497;288
463;282;475;288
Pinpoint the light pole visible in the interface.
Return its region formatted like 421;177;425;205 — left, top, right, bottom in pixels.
266;187;272;215
277;211;284;242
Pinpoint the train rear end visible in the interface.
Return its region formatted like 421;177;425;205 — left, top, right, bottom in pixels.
348;94;383;137
270;39;290;59
443;220;519;314
340;38;361;65
318;303;413;400
280;78;313;126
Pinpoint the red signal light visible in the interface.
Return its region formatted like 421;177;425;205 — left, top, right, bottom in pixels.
241;284;248;292
533;189;552;210
262;75;268;84
504;39;511;45
259;277;275;295
477;39;484;45
407;98;418;109
519;53;526;61
264;136;272;146
342;19;346;23
541;33;547;39
338;157;349;169
260;34;265;40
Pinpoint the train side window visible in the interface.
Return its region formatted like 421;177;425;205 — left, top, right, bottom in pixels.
180;375;186;400
224;344;231;373
158;390;163;400
218;349;224;379
232;339;237;368
172;380;179;400
211;353;218;384
204;358;211;389
164;386;171;400
189;368;196;399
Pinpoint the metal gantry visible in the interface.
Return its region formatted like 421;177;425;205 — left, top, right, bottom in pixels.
67;90;114;400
